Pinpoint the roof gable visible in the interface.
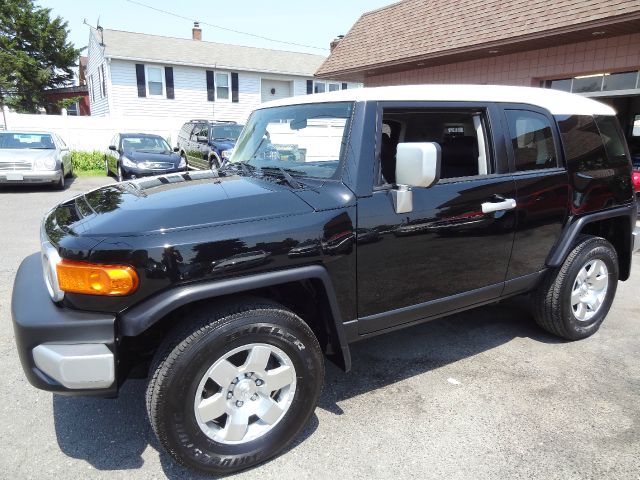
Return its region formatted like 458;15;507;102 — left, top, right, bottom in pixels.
98;28;327;77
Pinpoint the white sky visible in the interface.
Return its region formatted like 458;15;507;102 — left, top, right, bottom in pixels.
39;0;397;56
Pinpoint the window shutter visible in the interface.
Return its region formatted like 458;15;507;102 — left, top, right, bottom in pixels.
165;67;175;99
135;64;146;97
341;83;348;90
206;70;215;101
306;80;313;94
100;64;107;97
231;72;239;103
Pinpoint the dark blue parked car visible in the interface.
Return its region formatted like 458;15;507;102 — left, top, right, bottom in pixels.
106;133;186;181
176;120;244;170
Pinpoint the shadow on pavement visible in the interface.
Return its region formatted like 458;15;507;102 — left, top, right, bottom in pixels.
52;295;561;477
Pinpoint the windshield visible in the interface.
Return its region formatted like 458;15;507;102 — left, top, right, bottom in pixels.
210;125;243;140
121;136;171;153
0;133;55;149
230;102;353;179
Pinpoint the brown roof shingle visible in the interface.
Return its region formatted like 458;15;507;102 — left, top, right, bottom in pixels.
316;0;640;79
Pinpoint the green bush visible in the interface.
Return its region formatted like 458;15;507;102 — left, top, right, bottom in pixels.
71;150;104;171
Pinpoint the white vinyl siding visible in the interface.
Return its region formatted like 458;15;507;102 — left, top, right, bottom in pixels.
87;31;110;116
103;58;360;122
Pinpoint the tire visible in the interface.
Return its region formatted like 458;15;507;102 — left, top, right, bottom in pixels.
181;154;188;170
105;158;110;177
55;169;65;190
146;299;324;475
117;163;124;182
533;235;618;340
210;153;221;170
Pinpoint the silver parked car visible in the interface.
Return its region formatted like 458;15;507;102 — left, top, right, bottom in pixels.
0;131;73;189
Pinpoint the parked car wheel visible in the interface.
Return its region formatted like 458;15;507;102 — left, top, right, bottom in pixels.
145;299;324;475
55;170;65;190
181;153;188;170
105;157;110;177
533;235;618;340
117;163;124;182
210;152;221;170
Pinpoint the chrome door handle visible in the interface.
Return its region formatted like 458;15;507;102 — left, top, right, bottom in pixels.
481;198;517;213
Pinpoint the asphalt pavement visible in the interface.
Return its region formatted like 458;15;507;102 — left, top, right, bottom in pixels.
0;177;639;479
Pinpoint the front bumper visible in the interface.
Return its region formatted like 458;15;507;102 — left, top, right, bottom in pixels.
11;253;117;396
0;170;61;184
122;165;187;178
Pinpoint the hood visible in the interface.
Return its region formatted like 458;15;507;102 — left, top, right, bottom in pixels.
0;148;57;164
46;170;314;239
123;150;180;164
210;139;236;151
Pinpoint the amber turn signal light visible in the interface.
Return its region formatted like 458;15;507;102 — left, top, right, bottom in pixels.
56;260;139;296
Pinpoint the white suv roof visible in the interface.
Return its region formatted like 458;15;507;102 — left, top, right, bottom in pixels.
261;84;615;116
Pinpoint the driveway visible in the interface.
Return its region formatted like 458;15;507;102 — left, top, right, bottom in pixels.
1;177;639;479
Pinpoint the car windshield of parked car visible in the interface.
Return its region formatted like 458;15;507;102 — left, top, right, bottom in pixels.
121;136;171;153
229;102;353;179
0;133;55;149
210;125;243;141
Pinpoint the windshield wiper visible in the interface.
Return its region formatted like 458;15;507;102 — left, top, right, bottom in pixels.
259;166;303;189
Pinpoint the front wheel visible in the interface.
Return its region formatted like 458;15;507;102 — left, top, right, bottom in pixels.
533;235;618;340
146;300;324;475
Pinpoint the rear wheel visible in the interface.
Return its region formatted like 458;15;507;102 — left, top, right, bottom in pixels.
146;300;324;475
533;235;618;340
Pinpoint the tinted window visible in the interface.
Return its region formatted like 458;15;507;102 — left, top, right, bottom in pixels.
210;124;243;140
0;133;55;149
594;116;629;167
556;115;608;171
505;110;557;171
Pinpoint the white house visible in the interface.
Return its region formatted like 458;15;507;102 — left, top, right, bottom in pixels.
86;24;360;122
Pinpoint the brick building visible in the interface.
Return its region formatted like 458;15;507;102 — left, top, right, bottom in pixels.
316;0;640;143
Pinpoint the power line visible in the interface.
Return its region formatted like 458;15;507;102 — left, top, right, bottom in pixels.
125;0;328;52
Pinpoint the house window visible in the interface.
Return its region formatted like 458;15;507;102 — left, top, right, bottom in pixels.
313;81;340;94
543;70;640;94
146;66;164;96
216;72;230;100
98;66;105;98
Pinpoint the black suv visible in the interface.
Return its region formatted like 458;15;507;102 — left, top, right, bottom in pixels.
11;86;640;475
176;119;243;170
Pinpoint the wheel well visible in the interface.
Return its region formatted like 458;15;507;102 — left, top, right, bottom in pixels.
119;279;347;379
579;216;631;280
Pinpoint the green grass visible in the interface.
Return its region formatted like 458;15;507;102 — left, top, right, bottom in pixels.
71;151;104;171
74;169;105;177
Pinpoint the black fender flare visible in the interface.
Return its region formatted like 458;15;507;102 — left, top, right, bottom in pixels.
546;204;636;278
119;265;352;371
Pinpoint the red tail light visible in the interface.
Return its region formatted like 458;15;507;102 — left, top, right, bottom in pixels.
632;171;640;192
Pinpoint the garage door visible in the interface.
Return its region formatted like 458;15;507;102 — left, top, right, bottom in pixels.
261;79;292;103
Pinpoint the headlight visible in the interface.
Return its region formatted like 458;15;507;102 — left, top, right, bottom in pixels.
178;156;186;168
121;156;136;168
35;156;58;170
221;149;233;159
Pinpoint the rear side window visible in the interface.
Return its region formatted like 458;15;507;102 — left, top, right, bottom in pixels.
594;116;629;167
556;115;608;171
505;110;557;171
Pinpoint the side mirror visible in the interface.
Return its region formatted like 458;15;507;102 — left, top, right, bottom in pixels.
391;142;441;214
173;146;179;152
196;135;208;143
108;145;117;151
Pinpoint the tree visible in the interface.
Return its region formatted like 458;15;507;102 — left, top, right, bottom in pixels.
0;0;80;113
